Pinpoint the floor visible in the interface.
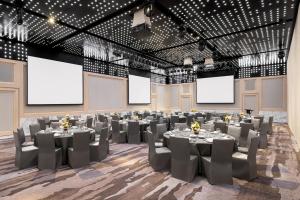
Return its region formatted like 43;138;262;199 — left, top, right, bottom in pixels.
0;125;299;200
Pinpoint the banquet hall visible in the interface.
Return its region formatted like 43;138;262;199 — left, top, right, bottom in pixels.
0;0;300;199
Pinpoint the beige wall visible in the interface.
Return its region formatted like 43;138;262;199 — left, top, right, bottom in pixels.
287;6;300;145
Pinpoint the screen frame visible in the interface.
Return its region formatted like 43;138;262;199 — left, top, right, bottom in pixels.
128;74;151;105
196;75;235;104
27;56;84;106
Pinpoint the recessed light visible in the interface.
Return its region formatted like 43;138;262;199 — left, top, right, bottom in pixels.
48;16;56;25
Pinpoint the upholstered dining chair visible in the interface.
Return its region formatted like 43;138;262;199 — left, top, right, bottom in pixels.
111;120;127;143
29;123;40;141
178;117;187;123
214;122;227;133
267;116;274;135
36;133;62;170
254;116;264;128
174;123;188;131
170;115;179;129
238;130;258;154
227;126;242;144
112;115;119;120
68;131;90;168
37;118;47;130
17;128;34;147
147;131;171;171
127;121;140;144
150;120;158;137
86;117;93;128
13;131;38;169
258;122;269;149
202;123;215;132
201;139;235;185
239;122;254;147
50;122;60;129
186;115;194;127
90;127;109;161
196;117;205;125
232;134;260;180
251;118;261;131
69;119;78;127
169;136;198;182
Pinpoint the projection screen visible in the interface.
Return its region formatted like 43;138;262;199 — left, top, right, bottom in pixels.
128;74;151;104
196;75;234;103
27;56;83;105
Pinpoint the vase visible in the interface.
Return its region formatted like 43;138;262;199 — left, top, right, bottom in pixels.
193;130;199;135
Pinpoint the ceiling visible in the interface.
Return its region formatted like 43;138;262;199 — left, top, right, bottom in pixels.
0;0;298;70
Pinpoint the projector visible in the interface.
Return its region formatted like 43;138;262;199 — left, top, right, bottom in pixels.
131;9;152;39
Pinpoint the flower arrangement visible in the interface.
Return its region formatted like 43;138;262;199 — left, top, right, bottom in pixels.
240;112;245;117
61;115;70;131
224;115;232;123
191;109;197;112
191;121;201;134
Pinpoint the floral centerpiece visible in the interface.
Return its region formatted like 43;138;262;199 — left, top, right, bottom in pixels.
240;112;244;117
60;115;71;131
191;109;197;112
224;115;232;124
191;121;201;134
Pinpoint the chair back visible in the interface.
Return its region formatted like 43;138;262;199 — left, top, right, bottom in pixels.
251;118;260;130
99;127;109;145
112;115;119;120
95;122;105;133
186;115;194;127
156;123;167;139
195;112;203;118
247;135;260;161
73;131;90;152
227;126;241;142
127;121;140;139
174;123;188;131
260;122;269;135
247;130;258;148
170;136;190;161
268;116;273;128
111;120;120;133
214;122;227;133
98;114;106;122
36;133;55;153
37;118;46;130
202;123;214;132
69;119;78;127
13;131;22;150
196;117;205;125
147;131;156;154
183;112;189;117
150;120;158;135
17;128;26;144
254;116;264;127
211;139;234;164
86;117;93;128
29;123;41;140
206;113;212;121
50;122;60;129
239;122;254;147
170;115;179;126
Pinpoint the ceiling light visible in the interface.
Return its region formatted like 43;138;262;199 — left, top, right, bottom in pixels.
17;8;23;25
48;16;56;25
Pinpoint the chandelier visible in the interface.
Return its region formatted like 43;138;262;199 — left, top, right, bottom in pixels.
0;17;28;42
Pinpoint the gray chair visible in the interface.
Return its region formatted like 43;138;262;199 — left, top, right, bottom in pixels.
68;131;90;168
251;118;260;131
90;127;109;161
17;128;34;147
201;139;235;185
170;115;179;129
147;131;171;171
258;122;269;149
186;115;194;127
196;117;205;125
178;117;187;123
127;121;141;144
86;117;93;128
112;115;119;120
169;137;198;182
174;123;188;131
267;116;274;135
111;120;127;143
13;131;38;169
50;122;60;129
238;130;258;154
37;118;47;130
150;120;158;138
69;119;78;127
36;133;62;170
29;123;40;141
154;123;167;148
239;122;254;147
202;123;214;132
232;134;260;180
146;116;154;121
214;122;227;133
254;116;264;128
227;126;242;144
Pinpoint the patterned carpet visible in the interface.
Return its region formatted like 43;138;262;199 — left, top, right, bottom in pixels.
0;125;299;200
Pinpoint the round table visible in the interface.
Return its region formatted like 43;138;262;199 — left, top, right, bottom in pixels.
163;130;236;156
37;128;95;164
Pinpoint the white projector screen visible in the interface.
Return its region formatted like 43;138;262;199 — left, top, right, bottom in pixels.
128;74;151;104
27;56;83;105
196;75;234;103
